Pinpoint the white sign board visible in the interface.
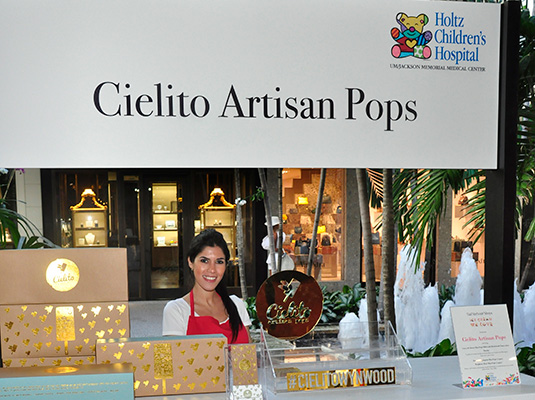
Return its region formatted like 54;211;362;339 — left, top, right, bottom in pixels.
451;304;520;388
0;0;501;168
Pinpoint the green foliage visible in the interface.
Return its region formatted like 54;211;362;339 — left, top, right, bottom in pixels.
438;284;455;310
245;296;260;329
320;284;367;324
406;338;457;358
249;187;265;202
517;345;535;377
393;169;477;266
0;199;45;249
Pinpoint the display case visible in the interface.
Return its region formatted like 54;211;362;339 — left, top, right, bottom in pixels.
70;189;108;247
261;322;412;394
151;182;181;289
199;188;237;260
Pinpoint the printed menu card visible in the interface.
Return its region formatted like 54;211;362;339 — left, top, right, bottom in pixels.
451;304;520;388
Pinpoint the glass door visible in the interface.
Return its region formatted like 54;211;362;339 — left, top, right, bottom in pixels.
151;182;183;290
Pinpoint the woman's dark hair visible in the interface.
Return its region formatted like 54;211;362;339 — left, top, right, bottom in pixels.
187;229;243;342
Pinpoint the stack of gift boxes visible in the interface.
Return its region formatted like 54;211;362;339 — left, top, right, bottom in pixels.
96;335;228;396
0;248;247;398
0;248;130;368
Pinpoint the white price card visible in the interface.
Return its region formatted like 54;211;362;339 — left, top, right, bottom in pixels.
451;304;520;388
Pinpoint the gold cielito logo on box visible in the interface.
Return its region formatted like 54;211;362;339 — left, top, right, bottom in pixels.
46;258;80;292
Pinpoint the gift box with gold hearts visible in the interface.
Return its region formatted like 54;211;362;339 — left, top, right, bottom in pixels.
0;248;130;367
3;355;96;368
0;362;134;399
96;335;227;397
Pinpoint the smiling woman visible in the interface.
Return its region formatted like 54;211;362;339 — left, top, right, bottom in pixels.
162;229;251;344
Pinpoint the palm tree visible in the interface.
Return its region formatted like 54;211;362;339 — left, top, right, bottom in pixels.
356;169;379;342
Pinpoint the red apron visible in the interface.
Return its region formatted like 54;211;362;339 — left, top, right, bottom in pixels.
186;291;249;344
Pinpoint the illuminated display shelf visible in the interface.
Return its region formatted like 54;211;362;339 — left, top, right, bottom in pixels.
71;189;108;248
199;188;237;260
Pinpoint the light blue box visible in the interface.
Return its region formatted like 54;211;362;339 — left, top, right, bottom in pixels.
0;363;134;399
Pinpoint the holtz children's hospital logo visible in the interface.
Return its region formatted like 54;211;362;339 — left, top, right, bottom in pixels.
391;12;433;59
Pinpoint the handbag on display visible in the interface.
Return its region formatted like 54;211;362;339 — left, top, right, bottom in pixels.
280;252;295;271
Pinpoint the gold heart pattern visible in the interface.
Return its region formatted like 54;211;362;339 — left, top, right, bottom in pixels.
94;336;227;396
1;302;129;359
231;344;258;385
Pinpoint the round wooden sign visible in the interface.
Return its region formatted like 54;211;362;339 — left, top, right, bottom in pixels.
256;270;323;340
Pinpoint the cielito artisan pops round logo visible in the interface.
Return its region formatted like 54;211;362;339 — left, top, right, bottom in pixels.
46;258;80;292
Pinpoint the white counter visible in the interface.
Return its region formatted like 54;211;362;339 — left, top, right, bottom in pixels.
139;356;535;400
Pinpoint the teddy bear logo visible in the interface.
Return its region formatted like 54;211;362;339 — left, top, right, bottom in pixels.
391;12;433;59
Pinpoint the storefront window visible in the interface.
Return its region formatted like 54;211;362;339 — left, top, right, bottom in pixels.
282;168;345;281
151;182;182;289
58;171;108;248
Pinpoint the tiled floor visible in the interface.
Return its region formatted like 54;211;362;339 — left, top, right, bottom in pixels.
129;300;168;338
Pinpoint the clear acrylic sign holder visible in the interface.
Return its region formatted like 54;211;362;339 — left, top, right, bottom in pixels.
225;342;267;400
260;321;412;394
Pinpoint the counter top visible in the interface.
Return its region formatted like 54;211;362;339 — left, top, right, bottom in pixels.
139;356;535;400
